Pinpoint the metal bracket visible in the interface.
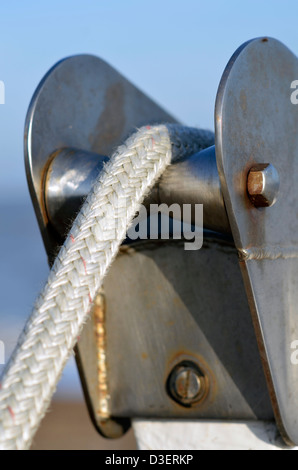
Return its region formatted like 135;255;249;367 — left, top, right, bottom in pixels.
25;38;298;445
24;55;177;437
215;37;298;446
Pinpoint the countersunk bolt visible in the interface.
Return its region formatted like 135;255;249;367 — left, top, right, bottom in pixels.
167;361;208;406
247;163;280;207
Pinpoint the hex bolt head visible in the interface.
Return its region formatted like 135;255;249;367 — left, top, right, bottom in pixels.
247;163;280;207
167;361;208;407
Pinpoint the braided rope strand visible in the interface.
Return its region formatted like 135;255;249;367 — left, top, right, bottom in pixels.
0;124;213;449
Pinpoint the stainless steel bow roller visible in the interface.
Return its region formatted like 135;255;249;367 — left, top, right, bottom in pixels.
25;37;298;446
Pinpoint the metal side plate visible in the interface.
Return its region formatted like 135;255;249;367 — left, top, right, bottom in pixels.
24;54;177;258
215;37;298;445
101;236;273;422
24;55;177;437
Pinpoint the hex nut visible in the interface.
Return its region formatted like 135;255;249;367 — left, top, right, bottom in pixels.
247;163;280;207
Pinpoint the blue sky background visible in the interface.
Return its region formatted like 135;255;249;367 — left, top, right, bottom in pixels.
0;0;298;200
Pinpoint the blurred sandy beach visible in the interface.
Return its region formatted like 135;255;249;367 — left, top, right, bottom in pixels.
31;401;136;450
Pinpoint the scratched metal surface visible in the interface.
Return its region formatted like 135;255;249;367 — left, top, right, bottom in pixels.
102;235;273;420
215;37;298;445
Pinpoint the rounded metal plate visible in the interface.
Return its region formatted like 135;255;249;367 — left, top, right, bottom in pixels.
24;54;176;254
215;37;298;446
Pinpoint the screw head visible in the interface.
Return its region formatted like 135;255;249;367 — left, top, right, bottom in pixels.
174;368;202;400
247;163;280;207
167;361;208;406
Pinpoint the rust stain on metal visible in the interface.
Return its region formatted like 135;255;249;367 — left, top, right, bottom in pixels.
247;164;268;207
93;291;110;418
247;171;263;194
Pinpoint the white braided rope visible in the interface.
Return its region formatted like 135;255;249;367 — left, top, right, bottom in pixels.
0;124;213;450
